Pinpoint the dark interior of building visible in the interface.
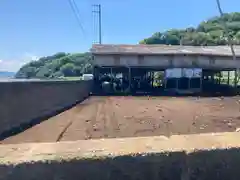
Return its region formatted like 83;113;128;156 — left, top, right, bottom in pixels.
93;66;239;96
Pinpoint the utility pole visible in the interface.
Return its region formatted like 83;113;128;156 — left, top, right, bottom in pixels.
216;0;238;87
92;4;102;44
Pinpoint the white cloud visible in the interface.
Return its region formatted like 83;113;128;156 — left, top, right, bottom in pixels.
0;53;40;72
23;53;39;61
0;59;27;72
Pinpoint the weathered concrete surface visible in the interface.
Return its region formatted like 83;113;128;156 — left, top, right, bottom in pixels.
0;80;92;139
93;54;240;69
0;132;240;180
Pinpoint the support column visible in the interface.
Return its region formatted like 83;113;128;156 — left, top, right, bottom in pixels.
110;67;113;92
234;69;238;88
93;66;96;82
218;72;221;85
128;67;131;93
211;73;214;83
176;78;179;93
227;71;230;85
93;66;98;93
110;67;113;80
188;78;191;90
151;72;154;88
164;70;167;90
200;73;203;93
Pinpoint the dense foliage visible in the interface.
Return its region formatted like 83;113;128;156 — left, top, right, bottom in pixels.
140;12;240;46
15;52;92;79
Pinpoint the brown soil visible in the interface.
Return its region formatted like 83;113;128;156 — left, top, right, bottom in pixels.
1;96;240;144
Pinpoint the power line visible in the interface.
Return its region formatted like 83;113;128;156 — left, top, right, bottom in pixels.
67;0;85;35
72;0;82;22
92;7;97;44
92;4;102;44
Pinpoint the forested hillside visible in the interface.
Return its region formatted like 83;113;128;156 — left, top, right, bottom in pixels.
15;52;92;79
140;12;240;46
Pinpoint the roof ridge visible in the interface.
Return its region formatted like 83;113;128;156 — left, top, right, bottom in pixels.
91;44;240;48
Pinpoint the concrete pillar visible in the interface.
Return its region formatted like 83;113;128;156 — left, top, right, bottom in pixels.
93;66;97;82
128;67;131;92
211;73;214;83
110;67;113;83
199;70;203;93
218;72;221;85
176;78;179;92
151;72;154;88
164;70;167;90
227;71;230;85
188;78;191;90
110;67;113;93
234;69;238;88
93;66;98;93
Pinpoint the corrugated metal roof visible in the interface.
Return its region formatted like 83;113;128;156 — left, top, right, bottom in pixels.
91;44;240;57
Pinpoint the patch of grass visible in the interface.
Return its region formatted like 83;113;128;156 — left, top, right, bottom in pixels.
58;76;82;81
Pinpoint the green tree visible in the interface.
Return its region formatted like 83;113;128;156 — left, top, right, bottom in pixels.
140;12;240;46
15;66;37;78
15;52;92;79
60;63;76;77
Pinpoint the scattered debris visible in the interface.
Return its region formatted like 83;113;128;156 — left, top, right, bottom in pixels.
227;122;233;127
93;125;98;131
200;124;208;130
124;116;133;119
236;128;240;132
194;115;199;120
156;108;163;112
167;119;172;123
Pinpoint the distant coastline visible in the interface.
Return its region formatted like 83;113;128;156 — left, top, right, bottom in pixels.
0;71;15;79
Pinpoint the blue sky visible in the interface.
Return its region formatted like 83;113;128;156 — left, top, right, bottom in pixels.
0;0;239;72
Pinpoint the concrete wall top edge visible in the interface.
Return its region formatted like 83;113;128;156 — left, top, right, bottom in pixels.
1;132;240;165
0;80;92;85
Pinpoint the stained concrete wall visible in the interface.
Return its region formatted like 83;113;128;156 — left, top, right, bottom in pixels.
0;80;92;138
0;132;240;180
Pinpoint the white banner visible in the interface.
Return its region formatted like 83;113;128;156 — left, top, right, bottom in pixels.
183;68;194;78
165;68;202;78
165;68;182;78
193;68;202;77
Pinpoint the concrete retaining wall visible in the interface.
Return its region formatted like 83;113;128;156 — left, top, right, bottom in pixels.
0;132;240;180
0;80;92;138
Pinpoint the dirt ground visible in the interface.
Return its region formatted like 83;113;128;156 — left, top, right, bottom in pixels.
1;96;240;144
